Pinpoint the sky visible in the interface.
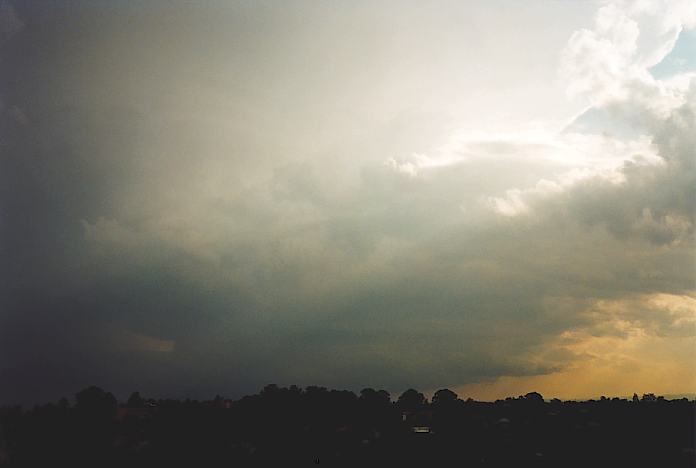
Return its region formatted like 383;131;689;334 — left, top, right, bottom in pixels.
0;0;694;405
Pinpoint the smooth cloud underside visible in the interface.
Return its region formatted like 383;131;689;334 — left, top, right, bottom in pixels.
0;0;694;404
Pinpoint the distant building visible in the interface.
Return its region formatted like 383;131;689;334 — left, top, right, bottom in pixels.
411;426;431;434
402;410;433;434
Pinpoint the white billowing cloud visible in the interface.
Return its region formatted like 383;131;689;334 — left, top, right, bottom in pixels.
562;3;641;101
562;0;696;105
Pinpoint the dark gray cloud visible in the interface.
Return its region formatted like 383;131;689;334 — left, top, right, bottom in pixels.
1;0;693;405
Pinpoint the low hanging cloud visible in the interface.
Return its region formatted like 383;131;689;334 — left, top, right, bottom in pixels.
1;0;694;404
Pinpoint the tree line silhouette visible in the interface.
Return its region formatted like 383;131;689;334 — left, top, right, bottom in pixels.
0;385;693;467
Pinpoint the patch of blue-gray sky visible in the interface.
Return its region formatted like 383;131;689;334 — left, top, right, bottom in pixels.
650;29;696;78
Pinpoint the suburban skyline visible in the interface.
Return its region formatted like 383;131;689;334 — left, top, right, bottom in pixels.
1;0;695;405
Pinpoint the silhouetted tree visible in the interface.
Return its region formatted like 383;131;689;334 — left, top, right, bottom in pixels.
359;388;391;406
2;384;693;468
127;391;144;408
260;384;280;397
75;386;117;418
397;388;426;412
524;391;544;402
432;388;458;406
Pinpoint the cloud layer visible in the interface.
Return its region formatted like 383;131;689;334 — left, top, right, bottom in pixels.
1;0;694;404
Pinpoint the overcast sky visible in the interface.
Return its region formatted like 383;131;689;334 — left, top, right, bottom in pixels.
1;0;694;405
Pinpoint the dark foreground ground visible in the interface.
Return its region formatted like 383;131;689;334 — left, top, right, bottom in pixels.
1;385;694;467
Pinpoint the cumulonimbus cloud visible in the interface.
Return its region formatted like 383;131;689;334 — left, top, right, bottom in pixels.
0;0;693;404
